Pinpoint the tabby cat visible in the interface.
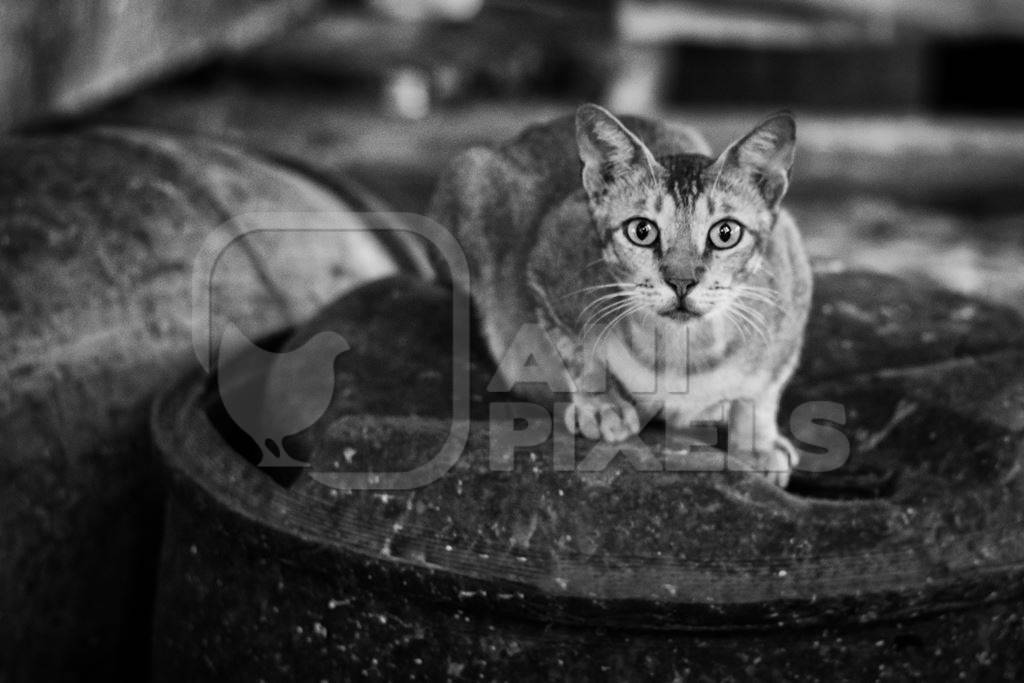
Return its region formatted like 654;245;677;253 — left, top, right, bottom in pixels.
429;104;812;485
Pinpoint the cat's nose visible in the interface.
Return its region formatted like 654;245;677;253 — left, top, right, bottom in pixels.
667;278;698;299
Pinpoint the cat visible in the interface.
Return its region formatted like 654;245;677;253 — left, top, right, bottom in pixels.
428;104;812;486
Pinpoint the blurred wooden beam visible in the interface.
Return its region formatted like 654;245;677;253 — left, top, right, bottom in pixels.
775;0;1024;36
0;0;324;131
621;0;1024;43
617;0;890;48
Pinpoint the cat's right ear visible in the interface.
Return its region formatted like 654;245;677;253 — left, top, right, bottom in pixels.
575;104;658;198
717;112;796;211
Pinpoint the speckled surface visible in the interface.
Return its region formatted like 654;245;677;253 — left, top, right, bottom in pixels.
152;272;1024;680
0;129;396;681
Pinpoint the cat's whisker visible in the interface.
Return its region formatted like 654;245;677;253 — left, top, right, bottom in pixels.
593;302;647;354
730;294;768;317
739;285;779;296
720;306;748;337
559;283;629;300
729;304;769;344
736;285;781;299
575;290;635;321
735;313;757;345
581;296;644;338
740;296;782;311
732;300;768;325
735;286;783;310
580;292;639;322
728;298;757;323
583;294;649;342
733;304;769;335
722;309;751;345
736;287;777;302
581;301;633;340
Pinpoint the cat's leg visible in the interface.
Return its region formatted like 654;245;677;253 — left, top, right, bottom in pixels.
541;318;642;443
565;369;642;443
728;390;798;487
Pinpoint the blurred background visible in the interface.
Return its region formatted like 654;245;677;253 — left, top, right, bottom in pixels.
3;0;1024;309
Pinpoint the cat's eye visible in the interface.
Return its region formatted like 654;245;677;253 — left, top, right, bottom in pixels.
623;217;659;247
708;219;744;250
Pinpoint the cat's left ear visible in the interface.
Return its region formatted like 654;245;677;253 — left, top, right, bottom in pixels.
575;104;659;199
718;112;796;211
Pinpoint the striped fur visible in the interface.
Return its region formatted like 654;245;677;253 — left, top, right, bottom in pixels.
430;105;812;486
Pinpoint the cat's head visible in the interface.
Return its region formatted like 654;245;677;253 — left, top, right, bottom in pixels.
575;104;795;322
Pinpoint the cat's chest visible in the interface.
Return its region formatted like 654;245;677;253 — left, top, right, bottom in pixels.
605;326;771;421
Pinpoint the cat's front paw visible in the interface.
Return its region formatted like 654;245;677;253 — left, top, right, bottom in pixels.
730;437;798;487
564;393;641;443
762;437;798;488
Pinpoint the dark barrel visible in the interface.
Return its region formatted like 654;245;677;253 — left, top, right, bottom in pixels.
152;271;1024;681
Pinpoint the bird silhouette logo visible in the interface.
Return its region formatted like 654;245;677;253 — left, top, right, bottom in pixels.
217;321;350;467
